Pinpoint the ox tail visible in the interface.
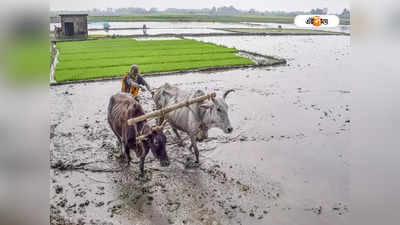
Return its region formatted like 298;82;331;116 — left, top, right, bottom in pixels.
107;95;117;127
107;95;116;116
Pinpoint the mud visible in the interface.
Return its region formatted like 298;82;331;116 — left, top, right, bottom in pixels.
88;28;232;36
50;21;258;32
50;44;59;83
240;22;351;34
134;37;183;41
50;35;350;225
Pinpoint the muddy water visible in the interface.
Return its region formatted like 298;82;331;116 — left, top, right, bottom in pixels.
49;22;256;32
241;22;351;34
88;28;231;36
50;35;350;225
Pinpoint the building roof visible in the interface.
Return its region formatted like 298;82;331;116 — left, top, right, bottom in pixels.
59;14;88;17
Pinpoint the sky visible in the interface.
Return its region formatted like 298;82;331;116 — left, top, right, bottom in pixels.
50;0;350;14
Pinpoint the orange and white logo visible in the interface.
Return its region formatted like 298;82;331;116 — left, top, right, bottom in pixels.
295;15;339;28
313;16;322;26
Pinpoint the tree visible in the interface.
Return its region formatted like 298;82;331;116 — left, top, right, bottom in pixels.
211;6;217;15
249;9;256;15
340;8;350;18
217;5;240;15
149;8;158;14
310;8;328;15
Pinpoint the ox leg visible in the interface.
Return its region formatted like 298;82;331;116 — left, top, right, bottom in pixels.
124;145;131;165
172;128;185;147
139;146;151;178
109;126;123;158
139;156;145;177
189;136;200;163
116;139;123;158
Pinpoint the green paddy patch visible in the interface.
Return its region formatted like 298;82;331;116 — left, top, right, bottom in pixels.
54;38;254;82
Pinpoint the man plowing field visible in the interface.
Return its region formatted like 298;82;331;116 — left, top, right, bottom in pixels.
121;65;152;100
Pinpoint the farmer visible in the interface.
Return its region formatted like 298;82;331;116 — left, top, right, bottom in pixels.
143;24;147;35
121;65;152;100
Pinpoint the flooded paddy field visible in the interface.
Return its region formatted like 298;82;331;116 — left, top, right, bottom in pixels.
50;21;255;36
218;28;347;35
88;28;232;36
50;21;259;32
50;35;350;225
241;22;351;34
50;21;350;36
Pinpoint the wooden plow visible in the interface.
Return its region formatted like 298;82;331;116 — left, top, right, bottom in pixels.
127;92;216;147
127;92;216;126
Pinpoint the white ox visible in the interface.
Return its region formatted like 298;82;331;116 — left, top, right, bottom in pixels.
153;83;234;164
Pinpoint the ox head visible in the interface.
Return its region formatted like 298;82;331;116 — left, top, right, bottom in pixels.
139;122;169;167
199;89;234;135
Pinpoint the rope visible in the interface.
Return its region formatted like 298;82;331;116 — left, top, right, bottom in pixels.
133;123;145;158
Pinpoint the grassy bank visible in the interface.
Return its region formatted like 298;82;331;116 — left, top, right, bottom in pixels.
54;38;254;82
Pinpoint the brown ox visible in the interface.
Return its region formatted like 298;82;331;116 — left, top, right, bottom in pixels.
107;93;169;176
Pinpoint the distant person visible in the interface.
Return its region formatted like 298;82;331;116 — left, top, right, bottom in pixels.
143;24;147;35
54;25;62;38
121;65;152;100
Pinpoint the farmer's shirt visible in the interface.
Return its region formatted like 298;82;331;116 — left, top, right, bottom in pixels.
121;73;147;97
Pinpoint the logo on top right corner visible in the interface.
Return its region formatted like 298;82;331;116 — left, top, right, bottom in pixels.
308;16;327;26
295;15;339;28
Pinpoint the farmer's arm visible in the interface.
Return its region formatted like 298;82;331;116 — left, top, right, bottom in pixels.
136;75;151;92
126;76;145;90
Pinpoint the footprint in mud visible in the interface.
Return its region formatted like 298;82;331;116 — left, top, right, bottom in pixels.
332;202;349;215
135;171;153;183
167;201;181;212
305;206;323;215
184;159;201;169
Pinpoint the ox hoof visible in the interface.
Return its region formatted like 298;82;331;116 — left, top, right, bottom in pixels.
136;171;152;182
184;160;200;169
114;152;123;159
160;160;170;167
136;174;147;182
122;161;131;169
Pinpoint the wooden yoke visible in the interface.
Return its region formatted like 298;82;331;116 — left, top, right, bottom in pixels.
127;92;216;126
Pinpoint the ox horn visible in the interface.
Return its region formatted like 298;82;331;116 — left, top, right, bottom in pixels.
223;89;235;100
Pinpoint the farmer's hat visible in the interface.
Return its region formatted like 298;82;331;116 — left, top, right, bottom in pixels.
130;65;139;75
